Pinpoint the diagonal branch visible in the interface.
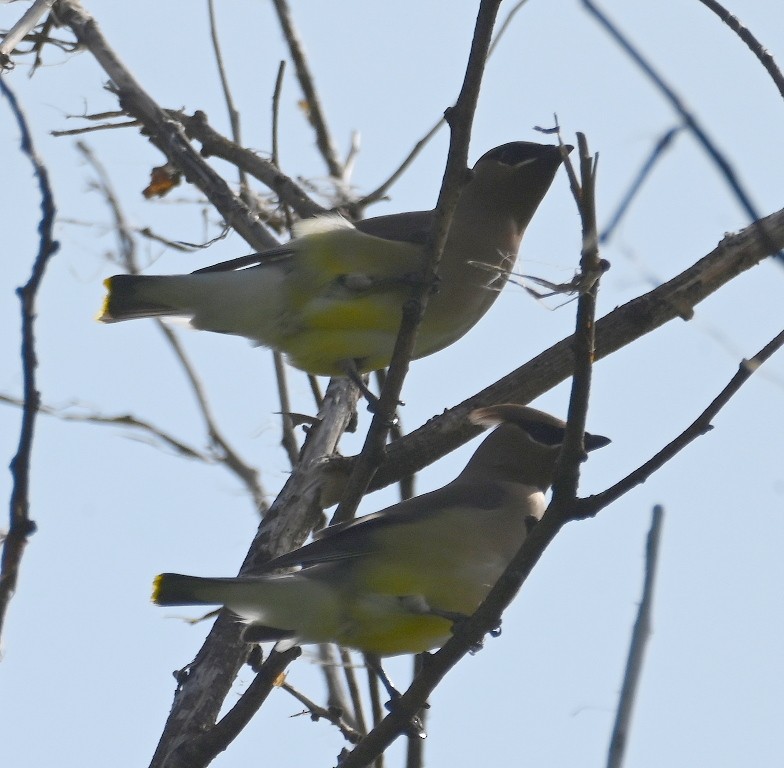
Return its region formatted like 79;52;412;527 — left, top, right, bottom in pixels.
56;1;279;252
172;109;326;219
321;205;784;502
583;0;783;264
0;0;56;65
576;327;784;518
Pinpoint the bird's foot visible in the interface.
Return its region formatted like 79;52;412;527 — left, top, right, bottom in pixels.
341;360;403;418
384;696;427;740
365;653;428;738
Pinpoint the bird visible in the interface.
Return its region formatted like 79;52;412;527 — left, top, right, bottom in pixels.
152;404;610;657
100;142;568;380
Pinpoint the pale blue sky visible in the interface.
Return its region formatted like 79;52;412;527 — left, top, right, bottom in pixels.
1;2;783;766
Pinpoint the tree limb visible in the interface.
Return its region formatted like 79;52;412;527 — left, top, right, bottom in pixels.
606;505;664;768
0;77;59;642
322;205;784;502
56;1;280;251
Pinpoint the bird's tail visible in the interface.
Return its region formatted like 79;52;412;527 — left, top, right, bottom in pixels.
153;573;305;644
99;275;185;322
153;573;254;607
152;571;340;644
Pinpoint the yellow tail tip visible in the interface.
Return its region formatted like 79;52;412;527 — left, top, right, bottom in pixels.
151;573;165;603
96;277;114;322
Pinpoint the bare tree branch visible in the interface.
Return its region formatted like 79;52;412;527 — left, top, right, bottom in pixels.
178;646;302;764
77;141;268;512
576;328;784;517
353;0;532;213
550;132;603;508
0;0;56;65
330;0;504;527
173;109;326;219
271;0;344;181
322;205;784;502
0;77;59;641
56;1;280;251
338;278;784;768
582;0;783;264
696;0;784;101
318;643;365;734
280;679;364;744
0;394;212;462
206;0;251;203
149;378;359;768
606;505;664;768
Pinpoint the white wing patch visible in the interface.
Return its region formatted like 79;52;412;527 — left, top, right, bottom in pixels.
293;213;356;238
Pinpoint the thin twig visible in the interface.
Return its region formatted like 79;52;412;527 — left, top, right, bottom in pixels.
0;78;59;641
268;58;301;465
696;0;784;100
272;354;301;467
487;0;531;57
280;680;364;744
50;118;142;136
606;505;664;768
600;125;683;244
336;647;368;736
0;394;212;462
354;119;445;211
354;0;532;212
206;0;251;202
271;0;344;180
550;132;603;507
582;0;783;264
317;644;364;734
271;60;286;168
577;328;784;518
137;226;203;253
364;653;385;729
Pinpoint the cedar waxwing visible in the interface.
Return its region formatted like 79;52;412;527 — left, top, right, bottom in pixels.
100;143;567;378
153;405;609;656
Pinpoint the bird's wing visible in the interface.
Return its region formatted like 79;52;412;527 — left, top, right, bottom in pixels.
190;211;433;276
354;210;433;245
191;243;296;274
261;481;506;571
